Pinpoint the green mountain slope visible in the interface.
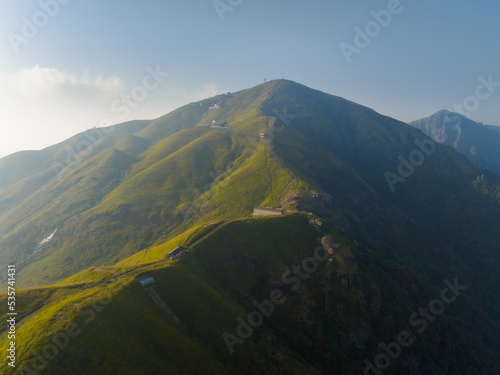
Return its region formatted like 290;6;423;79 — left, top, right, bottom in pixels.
1;79;500;373
259;80;500;314
0;83;288;286
1;215;498;374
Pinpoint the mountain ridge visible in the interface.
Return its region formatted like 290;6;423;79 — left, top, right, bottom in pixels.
410;110;500;175
2;214;500;374
1;79;500;373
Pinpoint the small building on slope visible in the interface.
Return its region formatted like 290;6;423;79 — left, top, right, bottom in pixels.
137;275;155;287
168;246;186;259
253;207;284;217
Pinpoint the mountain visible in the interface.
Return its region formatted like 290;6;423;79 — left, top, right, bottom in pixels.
2;214;499;374
1;80;500;374
410;110;500;175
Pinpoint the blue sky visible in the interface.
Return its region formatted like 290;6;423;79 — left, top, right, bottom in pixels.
1;0;499;158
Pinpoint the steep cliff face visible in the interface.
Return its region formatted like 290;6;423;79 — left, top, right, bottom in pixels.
410;110;500;175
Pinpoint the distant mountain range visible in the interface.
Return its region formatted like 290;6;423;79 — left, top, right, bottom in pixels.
410;110;500;175
1;80;500;374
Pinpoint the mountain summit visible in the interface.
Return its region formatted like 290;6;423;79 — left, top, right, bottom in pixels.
1;80;500;374
410;110;500;175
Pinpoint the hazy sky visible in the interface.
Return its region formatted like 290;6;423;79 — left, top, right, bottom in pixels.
1;0;499;159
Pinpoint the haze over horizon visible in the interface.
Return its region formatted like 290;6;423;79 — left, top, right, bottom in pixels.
1;0;499;159
2;3;500;372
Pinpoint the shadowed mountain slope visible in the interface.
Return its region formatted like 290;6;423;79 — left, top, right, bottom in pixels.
1;80;500;373
410;110;500;175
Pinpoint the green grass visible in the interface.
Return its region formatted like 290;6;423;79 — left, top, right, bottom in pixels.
115;221;223;267
0;214;327;373
2;79;500;373
0;86;299;287
2;213;498;374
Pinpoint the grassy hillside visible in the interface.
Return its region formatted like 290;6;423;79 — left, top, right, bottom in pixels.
1;78;499;305
263;80;500;318
0;82;293;287
1;214;498;374
1;79;500;373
